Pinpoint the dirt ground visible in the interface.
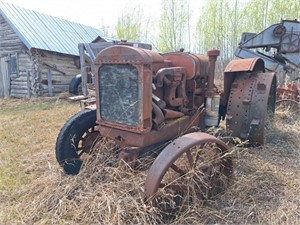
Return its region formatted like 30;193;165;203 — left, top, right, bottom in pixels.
0;97;299;224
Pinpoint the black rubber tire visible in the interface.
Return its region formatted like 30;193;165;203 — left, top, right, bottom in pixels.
69;74;82;95
55;109;97;175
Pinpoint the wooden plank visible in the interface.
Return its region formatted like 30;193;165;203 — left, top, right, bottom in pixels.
0;57;10;97
68;95;89;101
0;68;3;97
27;70;31;97
79;44;87;96
43;62;66;75
47;68;53;97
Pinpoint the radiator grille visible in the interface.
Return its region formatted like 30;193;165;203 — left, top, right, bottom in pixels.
99;64;139;126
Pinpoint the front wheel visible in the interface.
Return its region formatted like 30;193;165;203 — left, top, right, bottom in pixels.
55;109;98;175
144;132;233;211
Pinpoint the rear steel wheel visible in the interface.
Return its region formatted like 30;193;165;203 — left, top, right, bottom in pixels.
144;132;233;210
226;72;276;145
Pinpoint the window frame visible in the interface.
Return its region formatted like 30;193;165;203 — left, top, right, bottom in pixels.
9;53;19;77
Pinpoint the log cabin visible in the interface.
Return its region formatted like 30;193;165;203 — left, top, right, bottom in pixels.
0;1;105;98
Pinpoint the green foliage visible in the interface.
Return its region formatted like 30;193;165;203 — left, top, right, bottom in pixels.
195;0;236;64
155;0;190;52
268;0;300;24
194;0;300;66
112;0;299;65
114;6;143;41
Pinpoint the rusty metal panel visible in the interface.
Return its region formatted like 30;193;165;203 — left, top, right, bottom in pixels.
224;58;265;73
95;45;164;64
98;110;204;148
222;58;267;108
163;52;209;80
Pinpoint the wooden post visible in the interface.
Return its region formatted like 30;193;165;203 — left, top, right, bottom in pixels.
47;68;53;97
79;44;87;96
26;70;31;98
0;57;10;97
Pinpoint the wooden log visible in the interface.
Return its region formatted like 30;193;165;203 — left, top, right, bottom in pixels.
27;70;31;98
47;69;53;97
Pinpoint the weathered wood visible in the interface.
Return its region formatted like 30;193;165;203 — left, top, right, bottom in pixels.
68;95;89;101
47;68;53;97
79;44;87;96
43;62;66;75
0;57;10;97
10;92;29;98
0;16;25;52
1;14;83;98
10;85;29;90
10;76;29;82
26;70;30;97
0;15;29;98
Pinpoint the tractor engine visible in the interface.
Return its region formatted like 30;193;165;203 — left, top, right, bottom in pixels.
94;45;220;148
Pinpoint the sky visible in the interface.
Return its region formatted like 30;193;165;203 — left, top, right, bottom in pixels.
3;0;165;29
2;0;204;34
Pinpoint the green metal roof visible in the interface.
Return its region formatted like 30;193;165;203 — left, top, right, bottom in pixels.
0;1;105;56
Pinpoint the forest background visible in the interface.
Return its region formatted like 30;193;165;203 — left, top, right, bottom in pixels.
108;0;299;71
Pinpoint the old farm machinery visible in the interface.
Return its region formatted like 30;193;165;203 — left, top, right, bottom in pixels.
235;19;300;119
56;44;276;207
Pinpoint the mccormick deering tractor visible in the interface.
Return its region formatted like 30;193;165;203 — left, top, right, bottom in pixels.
55;44;276;206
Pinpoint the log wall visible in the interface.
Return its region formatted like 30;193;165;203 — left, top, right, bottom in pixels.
0;15;81;98
0;15;31;98
35;50;80;96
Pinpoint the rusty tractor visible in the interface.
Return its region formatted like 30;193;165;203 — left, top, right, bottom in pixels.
55;44;276;207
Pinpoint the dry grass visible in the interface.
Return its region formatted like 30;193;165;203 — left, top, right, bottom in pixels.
0;98;299;224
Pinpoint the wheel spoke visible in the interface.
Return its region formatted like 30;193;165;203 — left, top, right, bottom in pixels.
193;151;202;168
170;164;185;175
186;149;194;168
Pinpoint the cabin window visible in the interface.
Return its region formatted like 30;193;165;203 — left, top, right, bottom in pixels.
9;54;19;76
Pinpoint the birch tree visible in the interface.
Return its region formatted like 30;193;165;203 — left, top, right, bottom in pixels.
195;0;236;65
115;6;143;41
268;0;300;24
156;0;190;52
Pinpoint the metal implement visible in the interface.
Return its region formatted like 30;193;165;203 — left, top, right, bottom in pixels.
235;19;300;75
234;19;300;123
